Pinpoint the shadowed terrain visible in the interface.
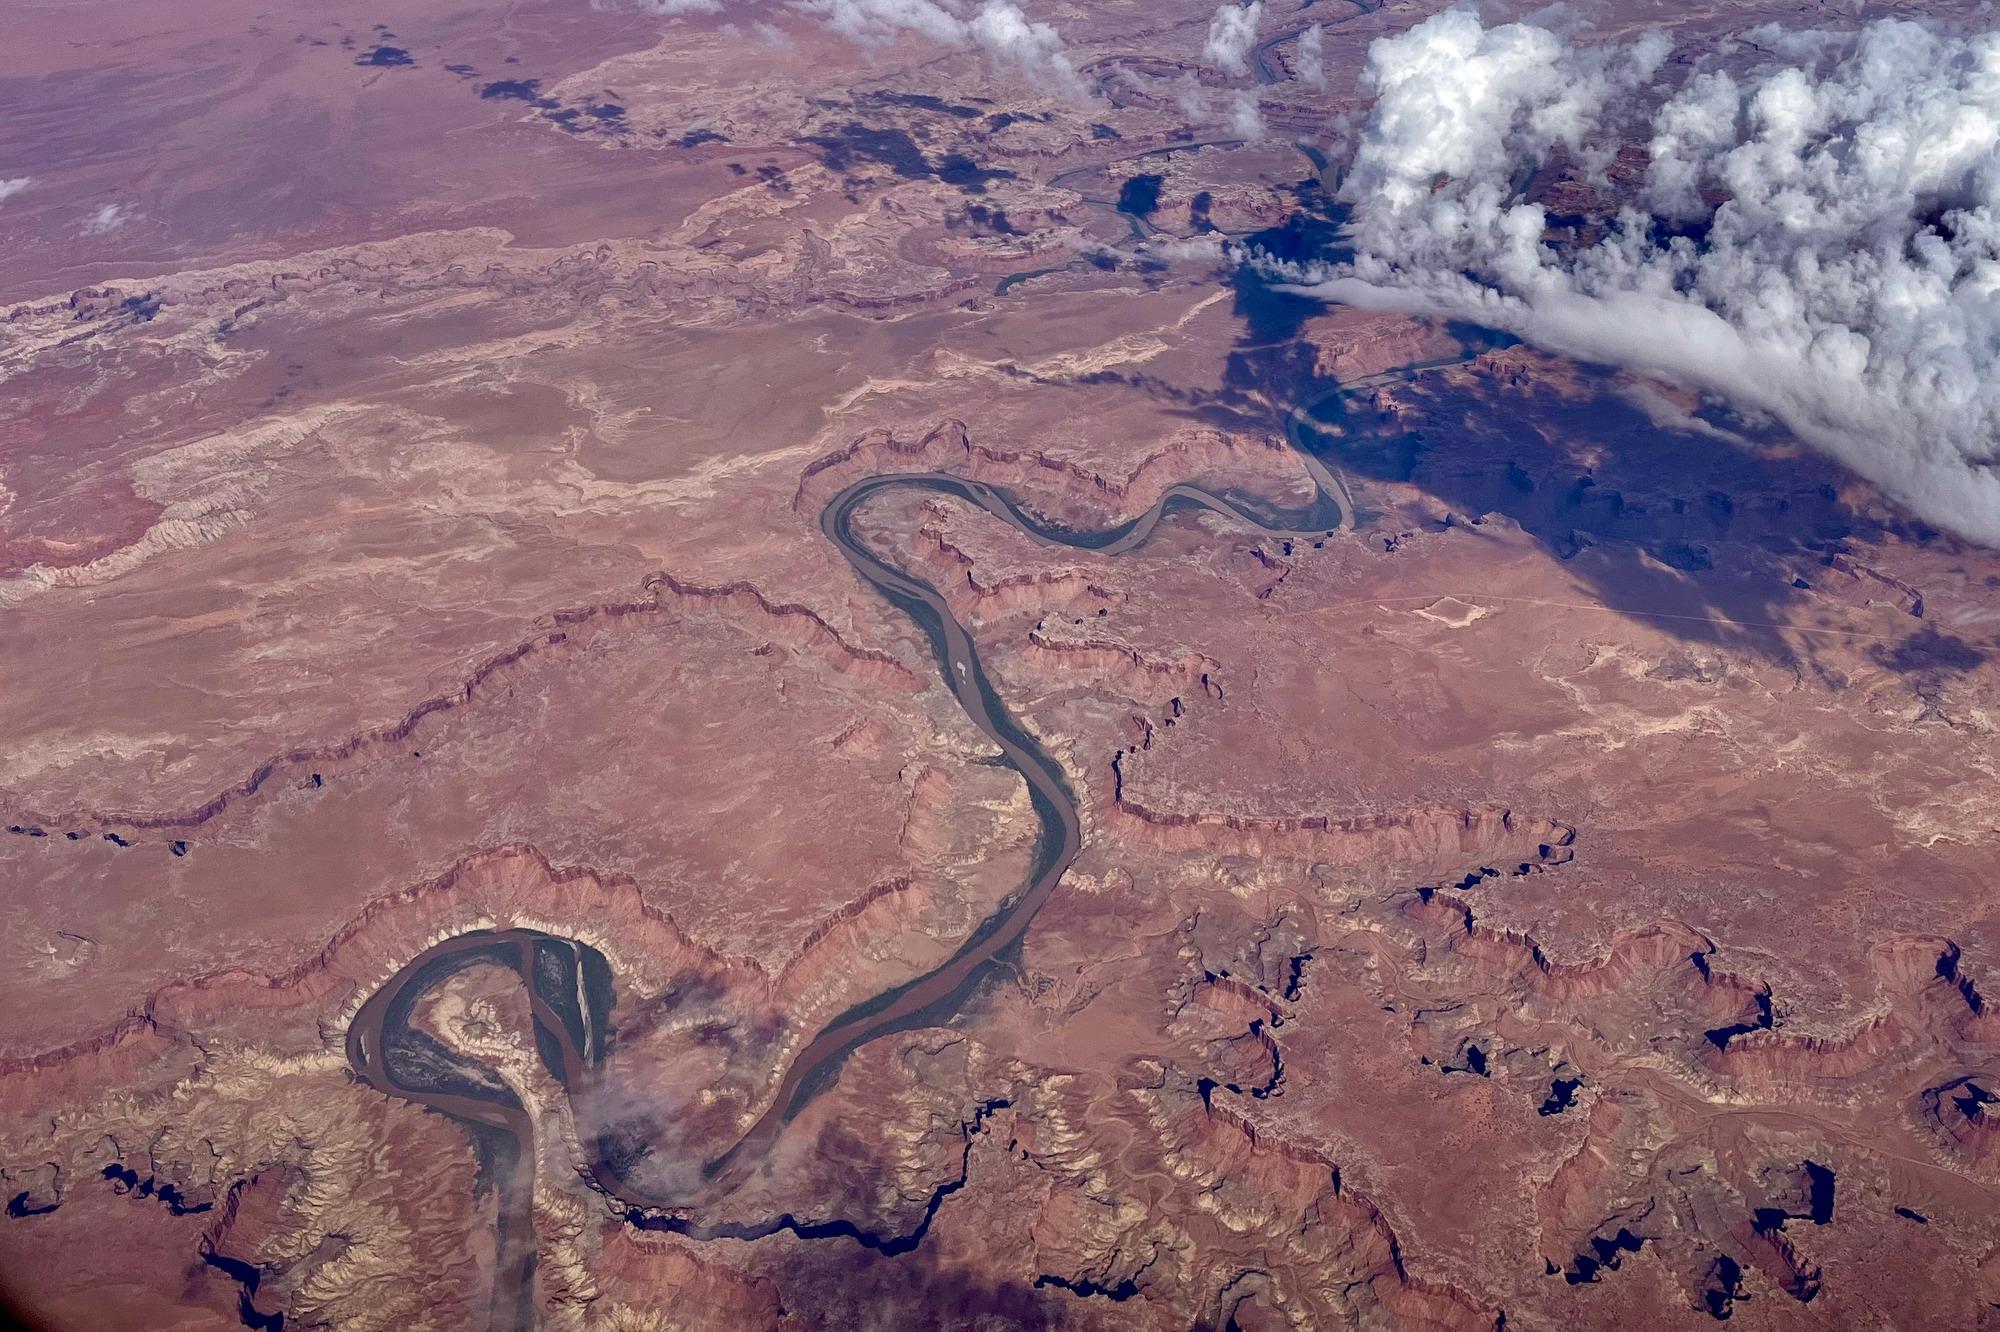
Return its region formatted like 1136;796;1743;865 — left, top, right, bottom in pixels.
4;0;2000;1329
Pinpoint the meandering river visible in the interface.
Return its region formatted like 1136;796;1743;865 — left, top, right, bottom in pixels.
341;370;1452;1329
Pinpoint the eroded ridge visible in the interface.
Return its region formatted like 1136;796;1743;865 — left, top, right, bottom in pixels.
319;446;1533;1327
0;571;915;838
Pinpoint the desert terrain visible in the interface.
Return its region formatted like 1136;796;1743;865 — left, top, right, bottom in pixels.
4;0;2000;1328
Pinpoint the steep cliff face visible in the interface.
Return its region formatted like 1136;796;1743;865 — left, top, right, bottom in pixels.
9;0;2000;1327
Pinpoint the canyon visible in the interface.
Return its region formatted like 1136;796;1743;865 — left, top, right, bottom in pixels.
5;0;2000;1328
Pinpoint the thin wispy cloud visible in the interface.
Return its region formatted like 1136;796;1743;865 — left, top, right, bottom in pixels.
1227;89;1264;139
80;203;137;236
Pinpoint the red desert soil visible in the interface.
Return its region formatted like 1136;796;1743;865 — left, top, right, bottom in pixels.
4;0;2000;1329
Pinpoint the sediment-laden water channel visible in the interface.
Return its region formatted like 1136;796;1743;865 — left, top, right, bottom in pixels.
345;393;1394;1329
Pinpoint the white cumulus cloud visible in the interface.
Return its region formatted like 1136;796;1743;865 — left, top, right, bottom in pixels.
1295;23;1325;89
1203;1;1264;77
1281;13;2000;545
1147;233;1230;263
792;0;1084;94
0;177;29;204
966;1;1080;90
